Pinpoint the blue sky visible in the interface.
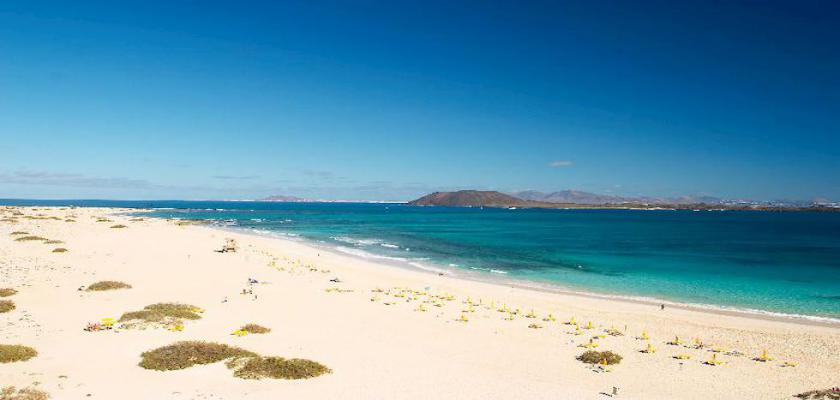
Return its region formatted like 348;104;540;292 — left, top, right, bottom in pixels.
1;1;838;201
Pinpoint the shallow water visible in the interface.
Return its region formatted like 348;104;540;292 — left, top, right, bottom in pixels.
5;199;839;320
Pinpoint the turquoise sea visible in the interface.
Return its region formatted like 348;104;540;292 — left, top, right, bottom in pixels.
4;199;840;322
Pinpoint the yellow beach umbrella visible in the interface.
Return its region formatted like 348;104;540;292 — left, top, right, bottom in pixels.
756;349;773;362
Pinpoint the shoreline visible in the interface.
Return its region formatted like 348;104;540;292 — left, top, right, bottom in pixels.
204;219;840;328
2;205;838;399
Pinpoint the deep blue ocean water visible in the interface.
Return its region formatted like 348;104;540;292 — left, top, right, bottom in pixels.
4;199;839;321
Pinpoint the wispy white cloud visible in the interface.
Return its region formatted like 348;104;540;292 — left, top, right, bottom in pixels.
0;170;153;188
548;160;573;168
212;175;260;180
0;169;231;195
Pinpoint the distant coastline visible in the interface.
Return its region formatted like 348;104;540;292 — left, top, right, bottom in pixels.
407;190;840;213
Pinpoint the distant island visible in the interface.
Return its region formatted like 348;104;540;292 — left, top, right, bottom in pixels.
408;191;532;207
260;195;311;202
408;190;840;212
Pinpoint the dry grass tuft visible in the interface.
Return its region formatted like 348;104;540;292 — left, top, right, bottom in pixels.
227;356;331;380
96;218;113;223
175;219;211;226
119;310;164;323
0;386;49;400
144;303;203;320
0;344;37;363
577;350;622;365
139;341;256;371
51;248;68;253
138;342;331;381
0;300;15;313
0;288;17;297
86;281;132;291
240;324;271;334
795;389;840;399
43;240;63;244
9;231;28;236
110;224;128;229
64;219;75;223
129;218;145;222
794;389;840;399
14;236;47;242
119;303;203;327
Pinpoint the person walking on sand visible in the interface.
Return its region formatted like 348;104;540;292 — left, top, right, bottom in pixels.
660;304;665;311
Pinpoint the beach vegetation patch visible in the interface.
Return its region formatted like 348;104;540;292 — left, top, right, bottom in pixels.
51;248;68;253
143;303;203;320
175;219;211;226
240;324;271;334
577;350;622;365
0;344;37;363
0;288;17;297
138;341;331;381
96;218;112;222
226;356;331;380
9;231;28;236
119;310;164;323
0;386;49;400
110;224;127;229
0;300;15;313
44;240;63;244
139;341;256;371
14;236;47;242
86;281;132;291
119;303;203;329
794;388;840;399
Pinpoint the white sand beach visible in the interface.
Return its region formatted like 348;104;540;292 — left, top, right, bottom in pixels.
1;206;838;399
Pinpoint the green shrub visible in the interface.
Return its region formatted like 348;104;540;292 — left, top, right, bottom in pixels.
0;344;37;363
14;236;47;242
143;303;203;320
793;388;840;400
794;389;840;399
0;386;49;400
227;356;331;380
86;281;132;291
119;303;203;323
0;300;14;313
139;341;256;371
240;324;271;334
138;342;331;381
577;350;622;365
119;310;164;323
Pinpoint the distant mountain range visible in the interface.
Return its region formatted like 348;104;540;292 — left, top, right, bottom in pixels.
408;190;839;212
260;190;838;211
512;190;724;205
